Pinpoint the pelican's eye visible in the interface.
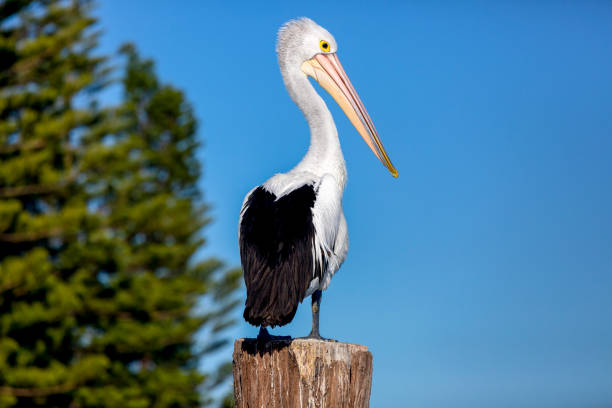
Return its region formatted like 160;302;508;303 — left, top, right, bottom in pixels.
319;40;330;52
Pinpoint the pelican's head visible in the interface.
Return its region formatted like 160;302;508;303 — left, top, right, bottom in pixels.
277;18;398;178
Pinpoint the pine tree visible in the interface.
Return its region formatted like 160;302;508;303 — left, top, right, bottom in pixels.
0;1;240;407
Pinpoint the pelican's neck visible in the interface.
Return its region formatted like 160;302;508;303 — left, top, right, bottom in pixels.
280;62;346;189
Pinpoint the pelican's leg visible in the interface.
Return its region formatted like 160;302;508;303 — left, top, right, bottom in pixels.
312;290;323;338
299;290;335;341
257;327;271;340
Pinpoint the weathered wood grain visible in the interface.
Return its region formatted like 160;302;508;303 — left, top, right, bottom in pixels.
233;338;373;408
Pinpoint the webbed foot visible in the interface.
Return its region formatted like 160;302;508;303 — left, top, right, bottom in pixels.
296;329;337;342
257;327;291;341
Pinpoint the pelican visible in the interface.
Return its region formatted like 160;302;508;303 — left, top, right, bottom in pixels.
239;18;397;340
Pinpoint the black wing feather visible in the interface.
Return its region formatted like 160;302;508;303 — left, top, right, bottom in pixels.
239;185;323;327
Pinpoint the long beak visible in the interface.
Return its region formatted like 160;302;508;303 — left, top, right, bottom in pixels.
301;53;398;177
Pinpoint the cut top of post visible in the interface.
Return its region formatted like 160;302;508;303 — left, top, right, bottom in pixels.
233;338;373;408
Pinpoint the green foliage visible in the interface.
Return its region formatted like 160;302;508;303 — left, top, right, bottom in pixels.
0;1;240;407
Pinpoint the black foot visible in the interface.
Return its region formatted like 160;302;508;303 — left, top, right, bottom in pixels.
257;327;291;341
296;330;337;342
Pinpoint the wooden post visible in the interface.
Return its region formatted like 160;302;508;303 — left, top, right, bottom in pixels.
233;338;373;408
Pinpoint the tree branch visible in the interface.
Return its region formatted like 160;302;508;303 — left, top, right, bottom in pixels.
0;172;77;198
0;382;76;397
0;140;46;154
0;228;63;243
0;183;61;197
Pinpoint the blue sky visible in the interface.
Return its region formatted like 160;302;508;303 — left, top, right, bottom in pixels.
97;2;612;407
